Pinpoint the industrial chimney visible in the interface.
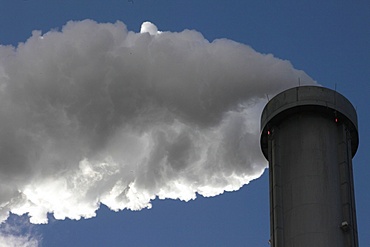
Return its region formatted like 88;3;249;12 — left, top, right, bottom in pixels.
260;86;359;247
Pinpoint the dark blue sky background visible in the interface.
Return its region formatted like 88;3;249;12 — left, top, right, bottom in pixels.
0;1;369;246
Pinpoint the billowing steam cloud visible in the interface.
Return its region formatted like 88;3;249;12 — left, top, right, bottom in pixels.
0;20;314;224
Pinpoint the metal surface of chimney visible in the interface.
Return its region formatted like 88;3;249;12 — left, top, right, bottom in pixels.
260;86;359;247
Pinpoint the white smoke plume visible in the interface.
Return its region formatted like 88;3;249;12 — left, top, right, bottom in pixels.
0;20;315;224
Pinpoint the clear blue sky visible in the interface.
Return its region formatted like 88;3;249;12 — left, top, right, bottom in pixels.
0;1;369;246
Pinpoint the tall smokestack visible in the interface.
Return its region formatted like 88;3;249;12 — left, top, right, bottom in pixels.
260;86;359;247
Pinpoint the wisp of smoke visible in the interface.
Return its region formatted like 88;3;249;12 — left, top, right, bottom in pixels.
0;214;40;247
0;20;315;224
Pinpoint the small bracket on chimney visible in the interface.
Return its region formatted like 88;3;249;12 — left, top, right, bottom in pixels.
340;221;350;232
